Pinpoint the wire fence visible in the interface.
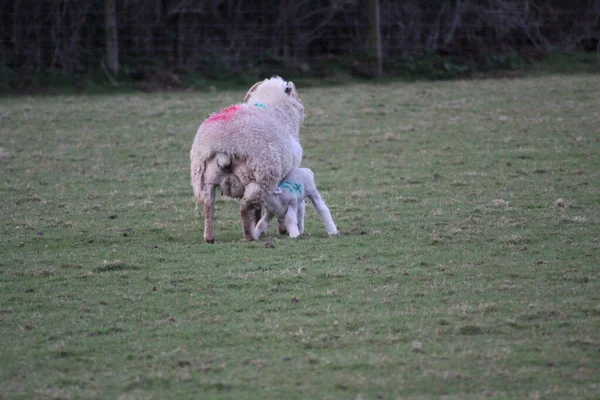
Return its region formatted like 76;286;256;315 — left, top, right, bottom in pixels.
1;0;599;82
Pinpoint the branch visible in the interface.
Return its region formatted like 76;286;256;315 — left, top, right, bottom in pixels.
101;59;119;86
443;0;464;48
426;1;448;51
295;2;349;46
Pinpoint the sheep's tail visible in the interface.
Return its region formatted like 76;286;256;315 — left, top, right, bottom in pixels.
191;150;233;203
216;153;231;169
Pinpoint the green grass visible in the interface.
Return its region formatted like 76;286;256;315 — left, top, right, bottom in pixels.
1;74;599;399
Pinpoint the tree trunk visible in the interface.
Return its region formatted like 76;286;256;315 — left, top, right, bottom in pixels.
178;13;184;68
104;0;119;76
281;0;290;62
367;0;383;77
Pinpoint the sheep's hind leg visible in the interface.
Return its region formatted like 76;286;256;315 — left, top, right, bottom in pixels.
240;182;262;241
240;202;261;241
253;207;262;227
277;220;288;235
203;184;217;243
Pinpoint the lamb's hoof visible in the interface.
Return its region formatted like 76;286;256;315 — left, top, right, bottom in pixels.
204;237;215;244
288;229;300;238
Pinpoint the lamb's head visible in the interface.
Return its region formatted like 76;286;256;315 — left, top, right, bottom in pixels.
244;76;304;125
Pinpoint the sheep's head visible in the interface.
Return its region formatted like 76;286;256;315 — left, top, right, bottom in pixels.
244;76;303;109
244;76;305;139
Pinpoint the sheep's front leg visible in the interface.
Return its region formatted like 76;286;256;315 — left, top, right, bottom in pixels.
203;184;217;243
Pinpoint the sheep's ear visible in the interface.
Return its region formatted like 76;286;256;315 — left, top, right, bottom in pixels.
285;81;297;97
243;81;262;101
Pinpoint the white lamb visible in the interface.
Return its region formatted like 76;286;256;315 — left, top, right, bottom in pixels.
190;76;304;243
253;167;338;239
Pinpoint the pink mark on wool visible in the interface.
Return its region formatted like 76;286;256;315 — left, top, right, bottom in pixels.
206;105;241;123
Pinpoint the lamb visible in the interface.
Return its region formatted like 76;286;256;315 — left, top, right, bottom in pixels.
253;167;338;239
190;76;304;243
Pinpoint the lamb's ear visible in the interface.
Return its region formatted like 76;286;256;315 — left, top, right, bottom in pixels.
243;81;262;101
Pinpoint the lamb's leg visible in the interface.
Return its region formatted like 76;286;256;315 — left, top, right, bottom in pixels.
253;211;274;240
308;192;338;236
298;200;306;235
203;184;217;243
284;205;301;238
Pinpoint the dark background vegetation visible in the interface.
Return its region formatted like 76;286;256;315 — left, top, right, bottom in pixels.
1;0;599;91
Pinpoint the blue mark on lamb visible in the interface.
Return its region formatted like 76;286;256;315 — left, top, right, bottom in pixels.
278;181;303;194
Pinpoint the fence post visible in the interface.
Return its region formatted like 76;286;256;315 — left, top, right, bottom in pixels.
367;0;383;78
104;0;119;77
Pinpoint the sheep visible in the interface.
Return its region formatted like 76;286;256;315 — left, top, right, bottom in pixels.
190;76;304;243
253;167;338;239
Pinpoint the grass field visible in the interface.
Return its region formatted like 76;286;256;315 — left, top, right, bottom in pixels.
1;74;599;399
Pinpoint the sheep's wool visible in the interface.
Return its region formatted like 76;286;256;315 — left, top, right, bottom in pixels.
190;76;305;205
205;104;241;123
205;103;269;124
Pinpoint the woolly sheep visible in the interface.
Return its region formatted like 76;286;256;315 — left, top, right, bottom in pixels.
253;167;338;239
190;76;304;243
